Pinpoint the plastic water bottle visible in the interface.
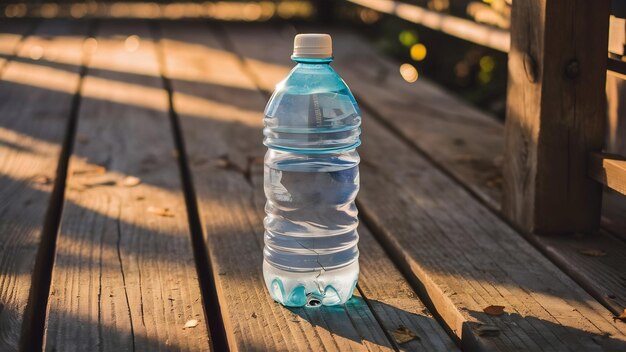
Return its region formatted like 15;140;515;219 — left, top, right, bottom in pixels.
262;34;361;307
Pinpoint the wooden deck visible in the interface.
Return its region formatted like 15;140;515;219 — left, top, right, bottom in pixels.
0;19;625;351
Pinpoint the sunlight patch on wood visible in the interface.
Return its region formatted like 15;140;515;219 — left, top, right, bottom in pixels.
162;38;263;90
3;60;263;127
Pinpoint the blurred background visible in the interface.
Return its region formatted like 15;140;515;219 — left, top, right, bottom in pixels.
1;0;625;127
0;0;513;119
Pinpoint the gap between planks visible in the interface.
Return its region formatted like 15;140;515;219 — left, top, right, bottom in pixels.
11;19;95;352
150;20;230;351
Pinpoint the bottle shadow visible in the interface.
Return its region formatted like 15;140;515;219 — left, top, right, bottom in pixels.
285;295;458;351
284;298;626;351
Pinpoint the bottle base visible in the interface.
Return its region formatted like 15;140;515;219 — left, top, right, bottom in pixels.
263;260;359;307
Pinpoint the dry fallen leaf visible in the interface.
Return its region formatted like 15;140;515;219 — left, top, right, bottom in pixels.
476;324;500;337
80;177;117;187
578;249;607;257
120;176;141;187
213;156;230;169
147;206;174;217
72;165;106;176
391;325;418;344
613;309;626;322
483;305;506;316
32;175;52;185
184;319;198;329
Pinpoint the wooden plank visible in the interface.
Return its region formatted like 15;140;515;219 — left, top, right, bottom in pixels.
224;24;626;350
589;153;626;195
43;21;211;351
503;0;610;234
159;21;458;351
0;19;87;351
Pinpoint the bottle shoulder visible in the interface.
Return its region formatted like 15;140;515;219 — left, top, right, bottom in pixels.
263;62;361;152
272;64;353;97
265;65;360;117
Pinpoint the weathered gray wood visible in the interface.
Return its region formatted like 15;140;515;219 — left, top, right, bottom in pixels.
503;0;610;234
159;21;458;351
0;20;87;351
224;24;626;350
43;21;211;351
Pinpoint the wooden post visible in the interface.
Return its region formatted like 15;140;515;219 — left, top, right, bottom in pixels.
503;0;611;235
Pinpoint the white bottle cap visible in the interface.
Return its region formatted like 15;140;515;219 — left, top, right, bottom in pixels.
292;33;332;59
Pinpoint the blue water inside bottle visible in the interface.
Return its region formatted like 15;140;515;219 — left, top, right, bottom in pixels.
263;55;361;307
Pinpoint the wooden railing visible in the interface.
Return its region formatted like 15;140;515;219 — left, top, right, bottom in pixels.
343;0;626;234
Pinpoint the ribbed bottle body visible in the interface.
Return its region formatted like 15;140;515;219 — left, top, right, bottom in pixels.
263;60;361;306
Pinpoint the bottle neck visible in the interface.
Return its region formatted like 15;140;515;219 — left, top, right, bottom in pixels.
291;57;333;64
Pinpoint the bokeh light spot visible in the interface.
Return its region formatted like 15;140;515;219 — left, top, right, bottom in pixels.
478;70;492;84
410;43;427;61
29;46;44;60
398;30;418;47
479;56;495;72
125;35;140;52
399;63;419;83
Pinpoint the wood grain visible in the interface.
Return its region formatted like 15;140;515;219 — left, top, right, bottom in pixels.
159;21;458;351
503;0;610;234
223;24;626;351
43;21;211;351
0;20;87;351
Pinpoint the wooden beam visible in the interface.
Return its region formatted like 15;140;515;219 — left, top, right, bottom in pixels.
503;0;611;235
589;152;626;195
